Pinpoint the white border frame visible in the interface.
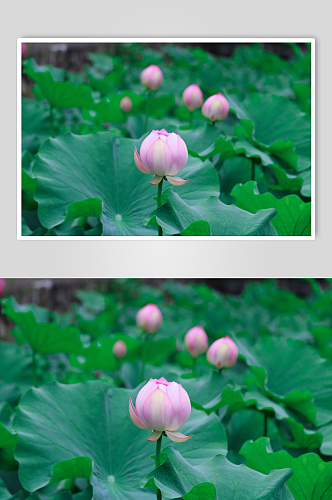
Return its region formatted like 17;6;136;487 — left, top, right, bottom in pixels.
17;38;315;241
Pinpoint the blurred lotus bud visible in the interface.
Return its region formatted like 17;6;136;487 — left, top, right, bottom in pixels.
112;340;127;359
21;43;27;60
207;336;238;369
120;96;132;113
136;304;162;334
129;377;192;442
140;65;163;91
182;84;203;112
0;279;6;298
202;93;229;122
134;129;189;186
184;326;208;358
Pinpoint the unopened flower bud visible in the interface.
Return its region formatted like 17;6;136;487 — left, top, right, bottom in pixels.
202;93;229;122
129;377;192;442
182;84;203;112
112;340;127;359
184;326;208;358
120;96;132;113
140;65;163;91
136;304;162;334
134;129;189;186
207;336;238;369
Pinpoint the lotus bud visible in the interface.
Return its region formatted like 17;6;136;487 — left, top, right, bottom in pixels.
136;304;162;334
140;65;163;91
120;96;132;113
0;279;6;298
207;336;238;369
184;326;208;358
202;93;229;122
134;129;189;186
112;340;127;359
21;43;27;60
182;84;203;112
129;377;192;442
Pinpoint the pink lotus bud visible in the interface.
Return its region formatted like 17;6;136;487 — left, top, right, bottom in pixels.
182;84;203;112
0;279;6;298
120;96;132;113
202;93;229;122
21;43;27;60
140;65;163;91
136;304;162;334
112;340;127;358
207;336;238;369
129;377;192;442
184;326;208;358
134;129;189;186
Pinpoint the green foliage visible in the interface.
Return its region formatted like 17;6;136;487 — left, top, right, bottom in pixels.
21;43;312;236
0;278;330;500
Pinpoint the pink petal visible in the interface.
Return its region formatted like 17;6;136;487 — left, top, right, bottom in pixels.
147;430;162;442
146;139;174;176
165;431;192;443
165;382;191;431
166;176;189;186
129;398;150;430
136;379;158;418
165;133;188;174
142;387;174;431
140;130;159;165
134;147;150;174
150;174;163;185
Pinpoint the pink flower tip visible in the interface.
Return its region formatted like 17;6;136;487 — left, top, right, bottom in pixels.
182;84;203;112
140;65;163;91
202;93;229;122
184;326;208;358
112;340;127;358
207;336;238;369
120;96;132;113
136;304;162;334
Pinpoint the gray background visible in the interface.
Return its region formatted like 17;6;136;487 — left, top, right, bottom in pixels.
1;0;329;278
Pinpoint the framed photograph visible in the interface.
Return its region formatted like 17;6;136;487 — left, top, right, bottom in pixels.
18;38;314;239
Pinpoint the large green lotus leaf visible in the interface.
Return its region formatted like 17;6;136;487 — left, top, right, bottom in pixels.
309;325;332;361
320;422;332;456
0;479;11;500
0;403;17;449
22;99;55;154
231;94;311;171
179;371;246;414
231;181;311;236
242;336;332;426
13;382;227;500
32;132;219;236
145;188;277;236
23;59;96;110
240;437;332;500
271;165;304;193
141;445;294;500
1;297;84;355
0;343;37;405
244;389;323;450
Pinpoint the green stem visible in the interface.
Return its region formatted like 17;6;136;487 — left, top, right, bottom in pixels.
50;105;54;138
157;178;163;237
189;111;193;128
140;334;148;383
192;357;197;375
156;435;162;500
32;350;38;388
212;121;215;127
251;158;255;181
264;411;268;437
143;91;151;134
